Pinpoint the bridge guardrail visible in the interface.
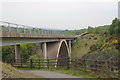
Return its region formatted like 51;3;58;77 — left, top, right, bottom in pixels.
0;21;70;36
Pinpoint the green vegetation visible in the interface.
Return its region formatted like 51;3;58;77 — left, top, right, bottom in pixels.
87;18;120;35
72;33;119;59
1;44;42;62
2;46;15;62
72;18;119;58
87;25;109;34
71;18;119;79
72;34;100;58
48;68;100;78
63;28;87;35
109;18;120;35
1;62;42;78
30;51;43;59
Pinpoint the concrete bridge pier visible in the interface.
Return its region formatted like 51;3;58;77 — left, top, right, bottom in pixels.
42;42;47;59
15;44;21;64
68;40;71;58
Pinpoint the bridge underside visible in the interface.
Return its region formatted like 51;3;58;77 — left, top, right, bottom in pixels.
2;38;72;67
1;38;60;46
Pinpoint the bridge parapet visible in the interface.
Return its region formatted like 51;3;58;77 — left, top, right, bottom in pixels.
0;21;70;37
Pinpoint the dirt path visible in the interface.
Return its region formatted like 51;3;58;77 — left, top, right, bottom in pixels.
24;70;82;78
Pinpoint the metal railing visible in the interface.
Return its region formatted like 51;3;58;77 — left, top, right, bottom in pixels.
0;21;69;36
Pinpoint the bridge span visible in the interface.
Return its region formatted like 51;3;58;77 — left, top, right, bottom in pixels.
0;21;79;67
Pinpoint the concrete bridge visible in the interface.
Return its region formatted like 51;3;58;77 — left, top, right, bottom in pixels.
0;21;87;66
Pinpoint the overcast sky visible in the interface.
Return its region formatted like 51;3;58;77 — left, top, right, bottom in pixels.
0;0;119;30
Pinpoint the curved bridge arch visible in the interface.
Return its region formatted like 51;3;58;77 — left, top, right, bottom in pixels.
56;40;70;59
47;40;71;67
56;40;70;67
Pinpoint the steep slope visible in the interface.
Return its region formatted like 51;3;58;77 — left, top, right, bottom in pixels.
71;33;118;59
71;34;100;58
1;62;41;78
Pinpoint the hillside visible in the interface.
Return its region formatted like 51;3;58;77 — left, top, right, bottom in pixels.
71;33;119;60
71;18;120;59
71;34;100;58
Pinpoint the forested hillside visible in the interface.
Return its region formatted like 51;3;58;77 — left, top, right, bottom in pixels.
72;18;120;60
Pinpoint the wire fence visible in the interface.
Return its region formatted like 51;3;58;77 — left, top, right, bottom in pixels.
70;58;119;78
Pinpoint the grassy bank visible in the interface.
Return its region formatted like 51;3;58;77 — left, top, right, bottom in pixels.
72;34;100;58
1;62;43;78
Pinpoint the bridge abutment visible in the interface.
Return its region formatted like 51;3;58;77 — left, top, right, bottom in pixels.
15;44;21;64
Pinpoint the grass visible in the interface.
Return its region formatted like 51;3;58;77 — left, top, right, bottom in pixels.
48;68;100;78
1;62;45;78
72;34;101;58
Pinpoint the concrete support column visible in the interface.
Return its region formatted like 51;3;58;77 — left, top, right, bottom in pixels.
68;40;71;58
15;44;21;64
42;42;47;59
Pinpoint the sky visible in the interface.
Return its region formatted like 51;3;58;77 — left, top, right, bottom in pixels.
0;0;119;30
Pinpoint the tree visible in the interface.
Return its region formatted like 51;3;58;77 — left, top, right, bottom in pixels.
87;26;94;33
109;18;120;35
2;46;15;62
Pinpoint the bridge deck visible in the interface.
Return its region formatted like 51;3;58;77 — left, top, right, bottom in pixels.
0;32;75;39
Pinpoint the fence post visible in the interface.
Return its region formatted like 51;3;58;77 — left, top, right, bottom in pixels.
21;59;22;68
10;59;13;66
109;59;112;76
39;59;41;69
95;60;98;72
67;58;70;70
30;59;33;69
47;59;49;69
74;58;77;69
84;59;86;71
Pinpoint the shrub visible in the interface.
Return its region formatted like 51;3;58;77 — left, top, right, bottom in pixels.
90;44;98;51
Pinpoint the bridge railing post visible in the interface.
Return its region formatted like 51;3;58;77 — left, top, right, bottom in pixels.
8;23;10;32
16;24;18;33
23;25;25;33
29;27;32;34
